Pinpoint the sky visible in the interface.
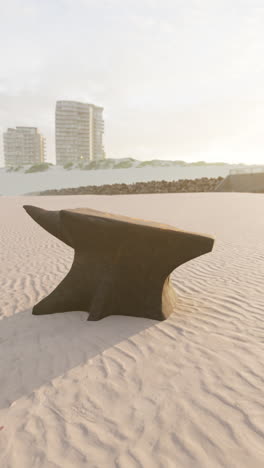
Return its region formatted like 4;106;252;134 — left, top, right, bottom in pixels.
1;0;264;165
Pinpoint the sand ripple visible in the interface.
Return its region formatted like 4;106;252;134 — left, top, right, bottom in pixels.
0;194;264;467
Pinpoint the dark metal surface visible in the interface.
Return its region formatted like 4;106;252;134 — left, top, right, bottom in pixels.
24;205;214;321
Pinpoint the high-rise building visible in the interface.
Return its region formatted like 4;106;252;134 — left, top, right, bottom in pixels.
3;127;45;167
55;100;105;165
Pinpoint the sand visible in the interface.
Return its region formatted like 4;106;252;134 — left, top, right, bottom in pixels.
0;193;263;468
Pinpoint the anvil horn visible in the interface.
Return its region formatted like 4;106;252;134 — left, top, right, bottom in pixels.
23;205;72;247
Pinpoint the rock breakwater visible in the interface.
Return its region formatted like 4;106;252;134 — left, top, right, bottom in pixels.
40;176;224;196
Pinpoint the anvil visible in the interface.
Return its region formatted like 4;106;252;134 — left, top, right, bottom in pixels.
24;205;214;321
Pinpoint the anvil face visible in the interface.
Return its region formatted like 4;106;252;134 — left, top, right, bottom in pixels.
23;205;214;321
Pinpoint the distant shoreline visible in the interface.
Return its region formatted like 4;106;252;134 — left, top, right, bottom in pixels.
2;162;263;196
39;176;224;196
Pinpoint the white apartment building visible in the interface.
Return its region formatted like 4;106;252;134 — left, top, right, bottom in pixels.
55;100;105;165
3;127;45;167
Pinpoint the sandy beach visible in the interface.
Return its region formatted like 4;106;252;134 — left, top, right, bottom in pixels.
0;193;263;467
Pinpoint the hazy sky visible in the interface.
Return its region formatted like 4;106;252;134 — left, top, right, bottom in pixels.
1;0;264;164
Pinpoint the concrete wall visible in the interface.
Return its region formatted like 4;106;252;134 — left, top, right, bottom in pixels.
215;172;264;193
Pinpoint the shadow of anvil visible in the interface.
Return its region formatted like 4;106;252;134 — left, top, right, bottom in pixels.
23;205;214;321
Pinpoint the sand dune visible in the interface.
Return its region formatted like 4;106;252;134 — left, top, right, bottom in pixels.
0;193;263;467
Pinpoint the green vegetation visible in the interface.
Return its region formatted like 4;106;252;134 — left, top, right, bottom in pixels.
58;158;232;172
188;161;229;166
6;165;23;172
137;160;161;168
86;161;98;170
25;162;52;173
208;162;229;166
77;158;135;170
63;161;74;170
171;160;187;166
189;161;207;166
137;159;186;168
114;159;134;169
